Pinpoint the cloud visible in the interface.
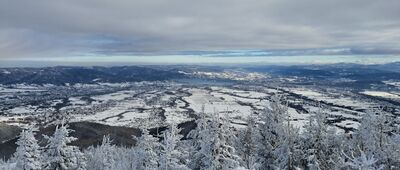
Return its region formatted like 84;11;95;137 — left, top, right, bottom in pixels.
0;0;399;59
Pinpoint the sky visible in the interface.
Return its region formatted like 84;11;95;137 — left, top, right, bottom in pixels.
0;0;400;64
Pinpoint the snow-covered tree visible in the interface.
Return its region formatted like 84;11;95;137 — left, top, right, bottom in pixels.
159;123;189;170
238;115;259;169
134;128;160;170
350;107;393;168
189;110;241;170
43;124;86;170
385;127;400;169
319;127;344;169
188;110;217;169
257;95;291;169
14;128;42;170
112;147;137;170
301;106;333;169
6;92;400;169
85;135;115;170
353;108;386;153
274;124;301;170
344;148;384;170
213;114;241;170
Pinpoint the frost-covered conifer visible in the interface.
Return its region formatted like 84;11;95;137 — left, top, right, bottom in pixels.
43;124;86;170
110;146;137;170
159;123;189;170
188;110;216;169
214;115;241;170
350;108;392;168
257;95;289;169
189;110;241;170
302;106;331;169
385;126;400;169
239;115;259;169
85;135;115;170
134;128;160;170
14;128;42;170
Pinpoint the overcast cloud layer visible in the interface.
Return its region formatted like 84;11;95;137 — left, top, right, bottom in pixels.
0;0;400;59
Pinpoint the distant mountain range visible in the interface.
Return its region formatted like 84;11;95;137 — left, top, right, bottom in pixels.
0;66;185;85
1;62;400;86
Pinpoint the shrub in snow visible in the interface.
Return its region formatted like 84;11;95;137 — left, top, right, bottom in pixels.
344;148;384;170
0;159;17;170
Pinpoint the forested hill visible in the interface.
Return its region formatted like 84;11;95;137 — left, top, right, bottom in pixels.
0;66;185;85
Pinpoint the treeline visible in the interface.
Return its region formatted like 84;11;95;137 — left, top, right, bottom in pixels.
1;96;399;170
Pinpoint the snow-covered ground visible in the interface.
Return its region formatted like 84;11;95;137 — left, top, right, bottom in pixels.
0;82;397;133
185;88;253;118
72;87;193;128
361;91;400;100
383;80;400;88
91;90;136;101
291;88;323;97
288;87;376;109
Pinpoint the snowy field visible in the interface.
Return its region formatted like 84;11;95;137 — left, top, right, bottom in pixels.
0;82;398;133
361;90;400;100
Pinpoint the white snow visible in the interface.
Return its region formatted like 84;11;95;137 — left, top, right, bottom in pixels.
184;88;253;119
360;91;400;99
2;70;11;74
8;106;32;115
335;120;360;130
0;83;377;133
69;97;87;106
92;90;136;101
287;107;309;130
383;80;400;88
291;88;323;97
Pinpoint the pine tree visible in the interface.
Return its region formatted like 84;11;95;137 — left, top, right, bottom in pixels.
257;95;289;169
189;111;241;170
85;135;115;170
188;110;216;169
112;146;137;170
43;124;86;170
351;108;391;168
302;106;330;169
134;128;160;170
14;128;42;170
273;106;302;170
214;115;241;170
385;124;400;169
159;123;189;170
239;115;259;169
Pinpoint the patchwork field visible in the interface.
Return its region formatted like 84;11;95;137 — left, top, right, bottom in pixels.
2;81;398;134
